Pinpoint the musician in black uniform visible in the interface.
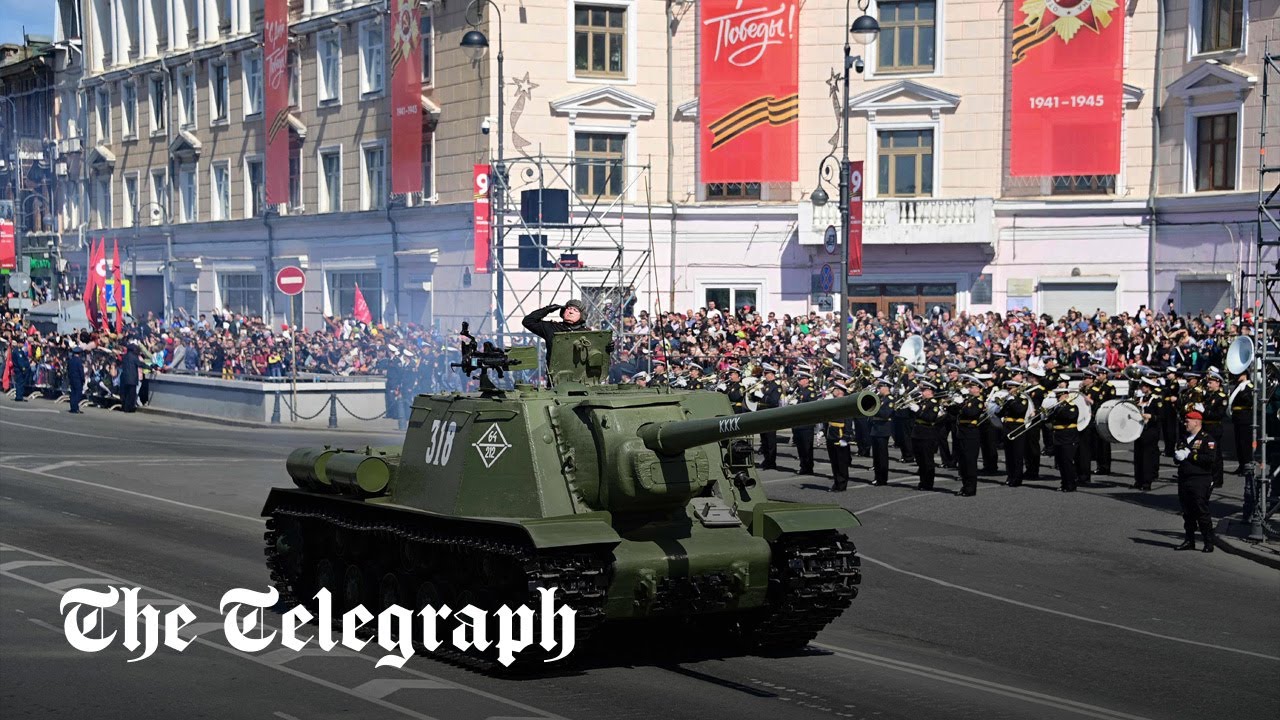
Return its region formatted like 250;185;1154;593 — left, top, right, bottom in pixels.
892;370;917;464
1090;367;1118;475
1131;377;1164;491
1173;409;1217;552
686;363;706;391
756;365;783;469
991;352;1010;386
1000;379;1030;487
1160;369;1182;457
911;382;943;491
951;376;985;497
1228;372;1254;474
791;372;820;475
825;382;854;492
1039;358;1061;460
1050;387;1081;492
724;367;747;414
1178;371;1203;421
650;360;669;387
1200;372;1228;488
1076;369;1099;485
1024;367;1048;480
938;365;962;468
869;379;894;485
978;374;1001;475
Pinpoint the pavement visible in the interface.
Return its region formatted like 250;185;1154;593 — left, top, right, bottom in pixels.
2;397;1278;720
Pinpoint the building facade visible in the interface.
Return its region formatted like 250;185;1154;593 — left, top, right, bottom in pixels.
38;0;1280;332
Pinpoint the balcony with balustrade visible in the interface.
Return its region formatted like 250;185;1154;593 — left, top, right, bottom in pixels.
801;196;995;249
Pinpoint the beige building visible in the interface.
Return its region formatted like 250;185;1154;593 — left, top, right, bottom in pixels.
46;0;1279;331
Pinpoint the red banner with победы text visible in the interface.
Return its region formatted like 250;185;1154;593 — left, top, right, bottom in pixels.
390;0;423;194
473;165;491;274
263;0;289;205
1010;0;1124;176
699;0;800;183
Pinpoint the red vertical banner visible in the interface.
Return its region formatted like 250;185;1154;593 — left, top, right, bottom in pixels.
699;0;800;183
390;0;423;194
848;161;864;278
473;165;491;274
263;0;289;205
1010;0;1124;176
0;220;14;270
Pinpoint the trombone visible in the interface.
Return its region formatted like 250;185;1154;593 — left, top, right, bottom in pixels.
1008;390;1080;440
889;385;923;411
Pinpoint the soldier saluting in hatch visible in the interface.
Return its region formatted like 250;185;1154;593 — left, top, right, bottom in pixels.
522;298;614;362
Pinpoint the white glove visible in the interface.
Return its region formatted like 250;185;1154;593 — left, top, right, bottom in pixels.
908;403;920;413
1174;448;1190;462
838;440;849;448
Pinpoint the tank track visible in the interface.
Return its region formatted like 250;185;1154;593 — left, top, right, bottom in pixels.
263;500;611;672
743;531;861;651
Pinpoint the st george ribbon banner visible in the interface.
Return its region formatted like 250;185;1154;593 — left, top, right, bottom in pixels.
263;0;289;205
390;0;423;194
473;165;492;274
700;0;800;183
848;161;864;278
1010;0;1125;177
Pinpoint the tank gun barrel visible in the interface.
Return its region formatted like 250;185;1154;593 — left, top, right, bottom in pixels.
639;391;879;455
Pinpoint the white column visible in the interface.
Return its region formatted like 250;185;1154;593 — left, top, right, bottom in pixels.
111;0;123;64
89;0;105;70
238;0;250;34
141;0;157;58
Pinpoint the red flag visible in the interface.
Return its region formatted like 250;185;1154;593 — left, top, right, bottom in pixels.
95;241;110;332
352;283;373;324
112;240;125;334
83;239;102;327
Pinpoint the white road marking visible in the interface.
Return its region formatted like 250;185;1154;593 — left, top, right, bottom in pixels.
274;713;303;720
858;554;1280;661
853;492;940;514
354;679;456;698
0;463;263;524
0;542;568;720
0;420;198;446
33;461;82;473
0;560;63;572
816;643;1154;720
0;406;60;414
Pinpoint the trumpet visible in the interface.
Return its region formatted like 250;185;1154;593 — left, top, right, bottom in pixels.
1008;391;1080;440
890;385;923;411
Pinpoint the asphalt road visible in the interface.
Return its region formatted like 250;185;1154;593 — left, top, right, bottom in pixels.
2;399;1278;720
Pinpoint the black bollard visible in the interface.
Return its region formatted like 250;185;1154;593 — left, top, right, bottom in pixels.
271;392;282;425
328;393;338;429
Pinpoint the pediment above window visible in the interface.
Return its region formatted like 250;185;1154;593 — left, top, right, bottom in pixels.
550;86;656;125
168;129;202;163
1166;63;1256;102
848;80;960;120
87;144;116;173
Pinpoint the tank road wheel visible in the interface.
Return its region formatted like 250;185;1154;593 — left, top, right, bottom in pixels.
744;532;861;653
313;557;340;610
342;563;369;612
377;572;409;614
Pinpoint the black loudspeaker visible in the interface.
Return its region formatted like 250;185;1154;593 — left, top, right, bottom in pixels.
518;235;553;269
520;189;570;225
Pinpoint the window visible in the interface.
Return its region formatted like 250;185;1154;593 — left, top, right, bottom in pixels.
1199;0;1244;54
95;87;111;141
420;15;433;84
177;166;197;222
94;176;113;229
150;169;169;224
847;282;955;318
574;4;626;79
177;66;197;128
877;128;934;197
1051;175;1116;195
359;20;384;95
704;287;758;314
878;1;936;74
319;148;342;212
422;132;434;199
149;75;167;133
362;143;386;210
220;274;264;316
211;60;229;122
121;82;137;138
289;139;303;212
243;50;264;116
1194;112;1237;191
288;50;301;107
122;174;139;227
706;182;761;201
318;30;341;104
211;161;231;220
574;132;625;198
330;271;382;324
245;157;265;218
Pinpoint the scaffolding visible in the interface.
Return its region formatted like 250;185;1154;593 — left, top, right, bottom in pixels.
493;151;658;339
1246;43;1280;539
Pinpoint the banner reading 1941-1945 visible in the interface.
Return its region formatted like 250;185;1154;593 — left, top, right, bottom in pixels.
390;0;423;194
263;0;289;206
1010;0;1125;177
700;0;800;183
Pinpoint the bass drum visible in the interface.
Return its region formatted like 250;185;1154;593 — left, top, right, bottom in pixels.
1095;399;1144;443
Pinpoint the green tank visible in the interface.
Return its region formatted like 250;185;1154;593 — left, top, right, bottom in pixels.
262;326;877;667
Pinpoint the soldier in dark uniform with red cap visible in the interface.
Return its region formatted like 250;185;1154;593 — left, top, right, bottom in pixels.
1173;408;1217;552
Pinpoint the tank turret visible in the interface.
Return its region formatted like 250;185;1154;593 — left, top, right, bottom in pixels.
263;329;864;670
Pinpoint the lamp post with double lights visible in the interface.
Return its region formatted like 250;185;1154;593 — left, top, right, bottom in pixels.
809;0;879;371
460;0;507;344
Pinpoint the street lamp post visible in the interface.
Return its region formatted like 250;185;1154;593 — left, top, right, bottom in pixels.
810;0;879;371
134;200;172;321
460;1;506;345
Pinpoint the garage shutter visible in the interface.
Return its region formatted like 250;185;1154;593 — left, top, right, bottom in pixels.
1040;282;1117;318
1179;280;1231;315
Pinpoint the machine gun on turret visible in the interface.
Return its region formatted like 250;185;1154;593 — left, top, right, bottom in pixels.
450;322;538;392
